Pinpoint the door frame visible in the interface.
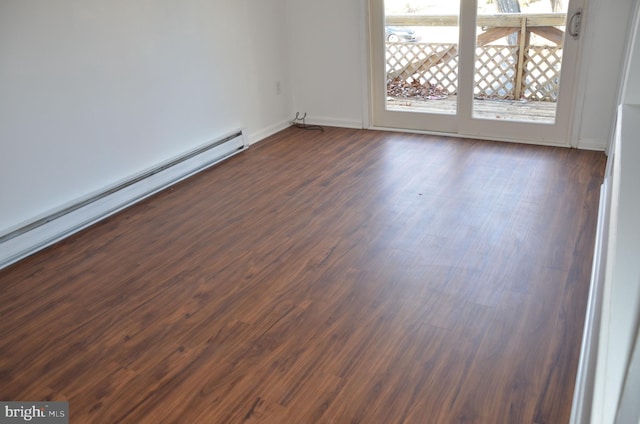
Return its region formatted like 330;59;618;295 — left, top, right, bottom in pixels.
367;0;585;147
368;0;462;135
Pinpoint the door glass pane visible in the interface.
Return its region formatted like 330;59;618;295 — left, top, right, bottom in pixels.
472;0;569;123
384;0;460;115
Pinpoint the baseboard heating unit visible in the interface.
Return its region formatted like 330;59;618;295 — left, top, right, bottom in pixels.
0;129;249;270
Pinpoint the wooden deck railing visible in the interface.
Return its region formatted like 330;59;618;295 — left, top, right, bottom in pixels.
385;13;566;101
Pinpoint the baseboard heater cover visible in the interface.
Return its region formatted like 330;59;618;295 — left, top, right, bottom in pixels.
0;129;248;270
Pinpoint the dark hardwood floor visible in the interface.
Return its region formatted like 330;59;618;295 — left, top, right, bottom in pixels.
0;127;606;423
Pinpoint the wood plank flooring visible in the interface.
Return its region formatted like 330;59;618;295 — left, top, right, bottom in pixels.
0;127;606;423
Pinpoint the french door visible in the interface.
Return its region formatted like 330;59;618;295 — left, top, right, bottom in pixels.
369;0;584;146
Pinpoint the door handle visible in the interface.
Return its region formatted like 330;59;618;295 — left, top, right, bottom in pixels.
569;10;582;39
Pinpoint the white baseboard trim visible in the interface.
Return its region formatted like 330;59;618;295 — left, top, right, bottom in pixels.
570;181;609;424
248;119;292;145
577;138;608;151
0;129;249;270
369;125;574;148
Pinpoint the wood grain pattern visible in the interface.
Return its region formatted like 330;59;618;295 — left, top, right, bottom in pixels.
0;127;605;423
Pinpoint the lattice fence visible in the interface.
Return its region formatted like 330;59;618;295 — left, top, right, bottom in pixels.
523;46;562;101
474;46;518;99
387;42;459;95
386;42;563;101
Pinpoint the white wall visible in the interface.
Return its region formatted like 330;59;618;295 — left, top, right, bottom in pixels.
573;0;637;150
591;4;640;423
285;0;368;128
0;0;291;235
621;1;640;105
245;0;293;140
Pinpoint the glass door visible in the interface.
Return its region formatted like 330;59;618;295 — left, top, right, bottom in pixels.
369;0;584;145
370;0;462;134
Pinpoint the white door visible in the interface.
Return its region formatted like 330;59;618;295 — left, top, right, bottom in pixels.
369;0;584;146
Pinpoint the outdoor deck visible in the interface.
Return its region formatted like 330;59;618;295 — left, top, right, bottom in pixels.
387;95;557;123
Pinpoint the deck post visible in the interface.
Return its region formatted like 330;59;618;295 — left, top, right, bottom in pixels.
515;17;530;100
